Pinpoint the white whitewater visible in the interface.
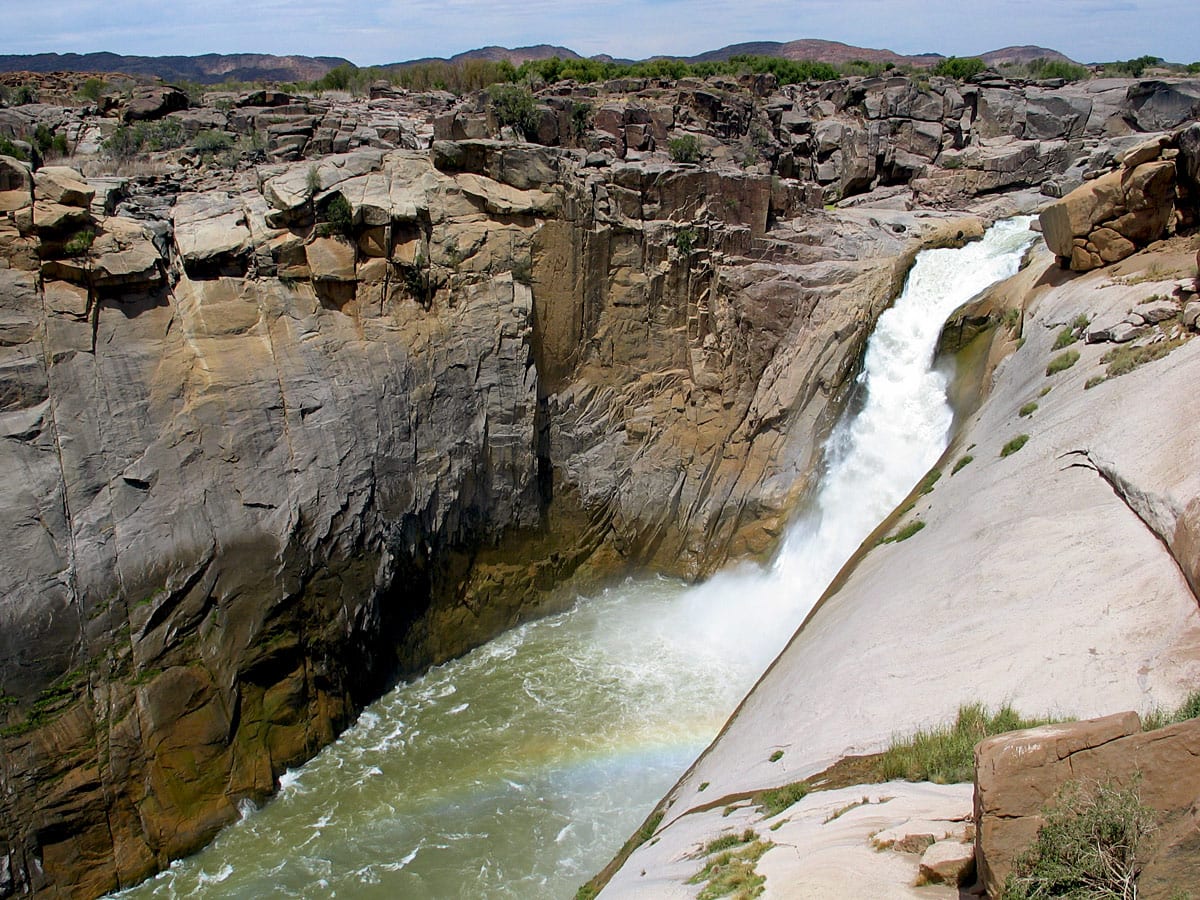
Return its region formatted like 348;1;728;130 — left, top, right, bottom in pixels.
115;217;1035;899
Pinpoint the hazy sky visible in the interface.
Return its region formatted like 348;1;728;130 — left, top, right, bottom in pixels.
4;0;1197;66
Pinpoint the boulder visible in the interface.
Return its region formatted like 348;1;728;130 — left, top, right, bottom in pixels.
172;192;250;270
975;713;1200;896
0;154;32;194
123;85;189;122
917;840;975;886
1126;80;1200;132
33;166;95;208
305;236;356;281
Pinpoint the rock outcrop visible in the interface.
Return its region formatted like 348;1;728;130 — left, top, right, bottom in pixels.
975;712;1200;898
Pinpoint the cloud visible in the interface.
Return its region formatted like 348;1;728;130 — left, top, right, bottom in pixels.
2;0;1197;65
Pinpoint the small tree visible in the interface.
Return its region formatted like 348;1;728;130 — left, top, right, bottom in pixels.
488;84;539;140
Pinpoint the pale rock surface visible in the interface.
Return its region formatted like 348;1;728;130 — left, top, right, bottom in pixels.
601;242;1200;897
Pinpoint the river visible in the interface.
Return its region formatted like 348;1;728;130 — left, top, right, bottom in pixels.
116;216;1036;899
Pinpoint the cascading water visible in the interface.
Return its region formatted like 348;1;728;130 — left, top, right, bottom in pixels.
116;217;1035;899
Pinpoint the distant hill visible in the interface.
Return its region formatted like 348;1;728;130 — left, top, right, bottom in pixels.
686;39;945;67
384;44;583;70
0;42;1083;85
978;45;1076;66
0;52;351;84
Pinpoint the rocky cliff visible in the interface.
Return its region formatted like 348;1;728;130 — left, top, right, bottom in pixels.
1;70;1198;897
597;123;1200;898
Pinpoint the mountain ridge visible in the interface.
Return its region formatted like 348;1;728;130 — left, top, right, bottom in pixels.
0;40;1080;84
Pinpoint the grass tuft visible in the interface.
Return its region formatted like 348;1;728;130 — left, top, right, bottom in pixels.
757;781;810;816
1101;338;1186;379
769;750;784;762
1142;689;1200;732
1045;349;1080;376
689;839;772;900
1000;434;1029;458
882;520;925;544
917;469;941;495
1052;326;1078;350
951;455;974;475
878;703;1063;785
1018;401;1038;418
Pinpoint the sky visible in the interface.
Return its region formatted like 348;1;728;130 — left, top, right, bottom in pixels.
3;0;1197;66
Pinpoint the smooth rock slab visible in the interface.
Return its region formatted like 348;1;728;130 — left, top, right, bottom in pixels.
917;840;975;886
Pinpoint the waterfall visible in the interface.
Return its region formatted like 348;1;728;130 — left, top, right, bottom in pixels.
114;218;1035;900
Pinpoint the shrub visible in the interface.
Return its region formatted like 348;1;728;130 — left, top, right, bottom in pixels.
951;454;974;475
0;136;28;161
668;134;701;164
317;193;354;237
1000;434;1030;458
917;469;941;495
675;227;696;256
13;85;38;105
879;703;1061;784
1045;349;1080;376
77;77;107;103
570;101;592;138
1018;401;1038;418
488;84;539;139
1001;779;1154;900
1052;326;1078;350
193;129;233;153
933;57;987;80
63;229;94;257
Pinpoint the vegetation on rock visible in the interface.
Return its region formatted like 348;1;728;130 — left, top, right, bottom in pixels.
1045;350;1080;376
1001;779;1153;900
487;83;540;139
1001;434;1030;457
669;134;702;164
103;118;186;158
933;57;987;80
1142;689;1200;731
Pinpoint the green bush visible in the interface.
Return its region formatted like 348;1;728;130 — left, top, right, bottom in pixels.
675;227;697;256
1001;780;1154;900
669;134;702;164
1102;55;1162;77
1052;326;1078;350
1001;434;1030;458
193;129;233;152
63;229;94;257
933;57;987;80
570;101;592;138
77;77;107;103
488;84;540;139
1045;349;1080;376
317;193;354;237
0;136;28;161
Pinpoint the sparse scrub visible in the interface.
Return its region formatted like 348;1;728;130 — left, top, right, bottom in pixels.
951;455;974;475
701;830;758;856
102;118;186;159
689;838;772;900
669;134;702;164
1100;338;1186;379
1000;434;1030;457
879;703;1062;784
316;193;354;237
1045;349;1080;376
1001;779;1154;900
193;129;233;153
